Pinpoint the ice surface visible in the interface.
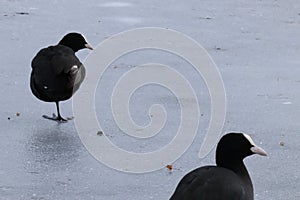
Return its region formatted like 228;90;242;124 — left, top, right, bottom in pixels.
0;0;300;199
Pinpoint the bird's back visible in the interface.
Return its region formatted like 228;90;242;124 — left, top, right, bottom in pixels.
170;166;249;200
30;45;85;102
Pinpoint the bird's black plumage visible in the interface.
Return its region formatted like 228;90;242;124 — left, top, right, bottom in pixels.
30;33;93;121
169;133;267;200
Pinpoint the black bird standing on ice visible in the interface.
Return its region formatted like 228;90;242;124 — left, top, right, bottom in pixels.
169;133;267;200
30;33;93;122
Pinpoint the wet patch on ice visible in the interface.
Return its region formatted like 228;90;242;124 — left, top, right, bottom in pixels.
105;16;142;24
98;2;133;8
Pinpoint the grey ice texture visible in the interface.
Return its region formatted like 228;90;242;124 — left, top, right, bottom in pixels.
0;0;299;200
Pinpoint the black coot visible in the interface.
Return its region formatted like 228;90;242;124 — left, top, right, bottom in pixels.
30;33;93;121
170;133;267;200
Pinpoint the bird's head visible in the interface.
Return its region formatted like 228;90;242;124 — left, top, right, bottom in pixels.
58;32;93;52
216;133;267;165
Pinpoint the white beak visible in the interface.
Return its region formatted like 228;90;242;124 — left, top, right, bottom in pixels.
250;146;267;156
85;43;93;50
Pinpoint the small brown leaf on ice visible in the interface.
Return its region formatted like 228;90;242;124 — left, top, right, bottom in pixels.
166;165;173;171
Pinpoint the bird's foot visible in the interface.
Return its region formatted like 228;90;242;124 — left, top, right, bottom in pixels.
42;113;73;122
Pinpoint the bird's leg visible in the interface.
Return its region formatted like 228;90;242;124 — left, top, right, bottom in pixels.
55;101;67;121
42;101;72;122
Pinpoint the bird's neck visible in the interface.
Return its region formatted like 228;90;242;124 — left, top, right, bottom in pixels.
58;41;79;52
217;158;254;197
219;159;250;178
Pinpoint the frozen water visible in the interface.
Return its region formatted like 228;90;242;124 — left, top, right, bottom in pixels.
0;0;300;199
